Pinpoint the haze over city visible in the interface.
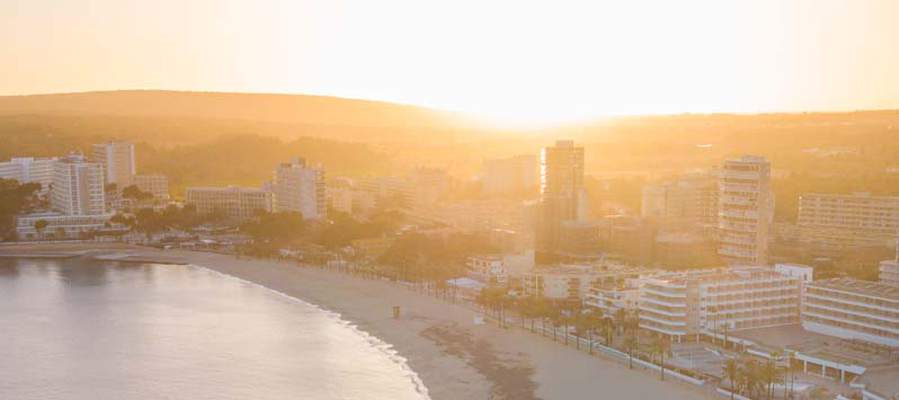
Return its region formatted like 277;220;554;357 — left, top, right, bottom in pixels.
2;1;899;400
3;0;899;125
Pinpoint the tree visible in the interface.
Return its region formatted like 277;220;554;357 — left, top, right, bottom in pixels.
122;185;153;202
723;358;739;400
0;179;41;240
34;219;48;240
624;335;638;369
649;335;672;381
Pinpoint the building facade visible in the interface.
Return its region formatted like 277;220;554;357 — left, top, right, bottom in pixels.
91;141;136;188
133;174;170;200
51;154;106;216
186;186;272;220
536;140;585;264
639;267;802;342
272;158;326;220
0;157;58;191
802;278;899;348
718;155;773;266
642;172;718;232
798;192;899;255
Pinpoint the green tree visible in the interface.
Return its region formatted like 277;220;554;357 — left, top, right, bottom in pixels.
649;335;672;381
34;219;48;240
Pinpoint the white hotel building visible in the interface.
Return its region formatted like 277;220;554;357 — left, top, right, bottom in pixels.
803;278;899;348
272;158;326;220
639;266;803;342
15;154;112;239
0;156;58;191
798;192;899;254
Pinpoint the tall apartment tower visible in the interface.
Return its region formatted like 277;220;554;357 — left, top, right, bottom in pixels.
91;141;136;188
51;154;106;216
535;140;585;265
718;155;774;266
272;158;326;220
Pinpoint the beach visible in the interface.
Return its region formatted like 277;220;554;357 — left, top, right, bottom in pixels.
0;243;710;400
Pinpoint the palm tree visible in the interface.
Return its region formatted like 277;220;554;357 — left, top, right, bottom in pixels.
722;358;739;400
650;335;672;381
762;352;783;400
33;219;48;240
624;335;638;369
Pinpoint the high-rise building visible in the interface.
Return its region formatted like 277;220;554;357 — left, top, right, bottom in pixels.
798;192;899;255
718;155;773;266
536;140;585;264
51;154;106;216
272;158;326;220
482;155;537;196
91;141;136;188
0;157;58;191
186;186;272;220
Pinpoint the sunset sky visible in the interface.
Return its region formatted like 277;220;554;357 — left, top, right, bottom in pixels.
2;0;898;125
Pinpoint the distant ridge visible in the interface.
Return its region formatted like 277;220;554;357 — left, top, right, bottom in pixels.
0;90;470;129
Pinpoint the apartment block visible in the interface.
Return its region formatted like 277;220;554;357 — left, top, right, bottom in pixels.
272;158;326;220
51;154;106;216
639;267;802;342
803;278;899;348
718;155;774;266
133;174;170;200
91;141;136;188
186;186;272;220
798;192;899;255
642;172;718;232
0;157;58;191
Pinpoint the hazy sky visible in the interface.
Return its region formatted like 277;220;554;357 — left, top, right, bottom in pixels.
2;0;898;125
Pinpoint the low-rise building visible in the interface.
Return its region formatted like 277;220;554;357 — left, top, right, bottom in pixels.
467;255;507;284
133;174;170;200
802;278;899;348
798;192;899;255
0;156;58;192
15;212;114;240
880;241;899;287
523;264;646;302
186;186;272;220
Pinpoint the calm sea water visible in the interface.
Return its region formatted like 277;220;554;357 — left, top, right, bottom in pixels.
0;259;429;400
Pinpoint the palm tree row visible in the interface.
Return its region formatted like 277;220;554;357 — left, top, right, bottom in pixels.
721;352;785;400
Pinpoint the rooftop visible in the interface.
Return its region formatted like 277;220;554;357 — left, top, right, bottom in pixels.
810;278;899;301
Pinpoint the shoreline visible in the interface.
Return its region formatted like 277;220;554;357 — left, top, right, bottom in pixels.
0;243;711;400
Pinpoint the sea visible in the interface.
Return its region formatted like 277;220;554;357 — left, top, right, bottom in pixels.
0;258;430;400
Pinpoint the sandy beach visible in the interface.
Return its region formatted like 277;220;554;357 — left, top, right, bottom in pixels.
0;243;711;400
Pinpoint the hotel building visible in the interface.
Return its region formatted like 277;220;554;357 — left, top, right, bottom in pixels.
15;154;112;239
802;278;899;348
717;155;773;266
639;266;802;342
0;157;58;191
91;141;136;188
51;154;106;216
798;192;899;255
133;174;170;200
186;186;272;220
272;158;326;220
